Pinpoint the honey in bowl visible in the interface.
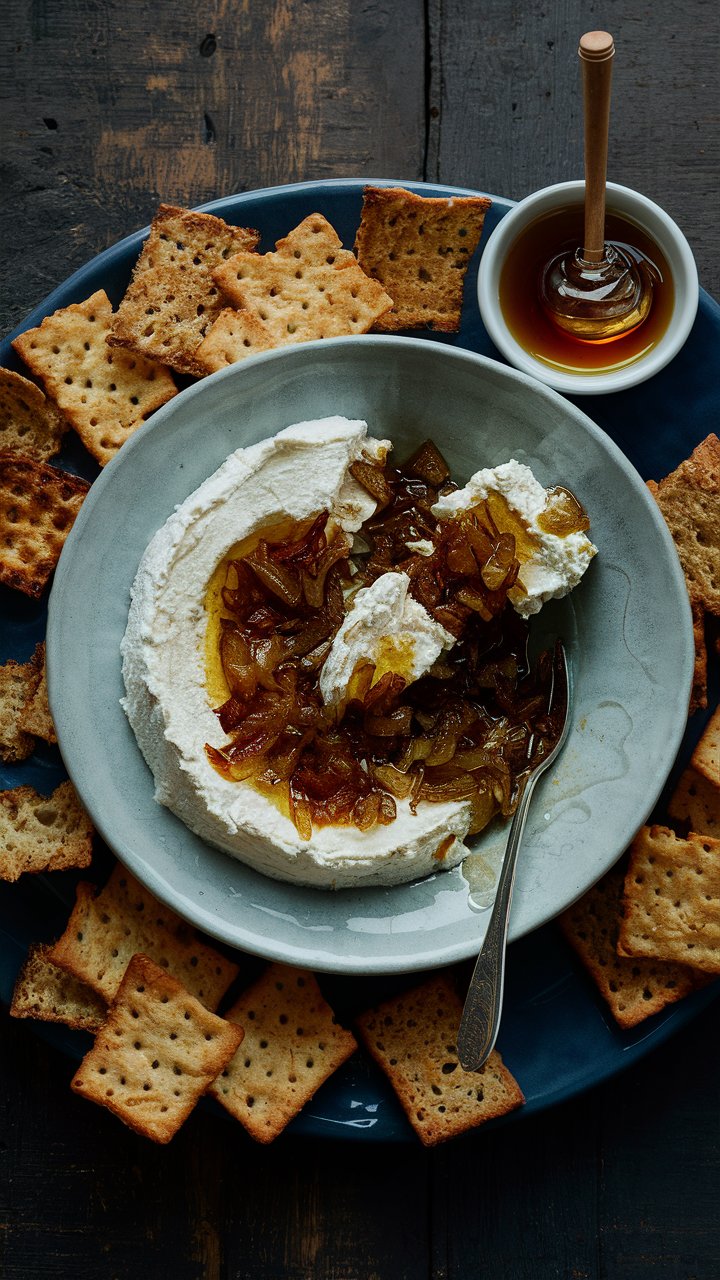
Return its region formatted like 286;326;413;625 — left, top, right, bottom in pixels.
499;206;674;376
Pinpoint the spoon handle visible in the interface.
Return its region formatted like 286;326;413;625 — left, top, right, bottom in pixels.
456;770;539;1071
579;30;615;262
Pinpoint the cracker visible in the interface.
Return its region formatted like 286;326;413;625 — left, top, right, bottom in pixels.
0;644;43;761
691;706;720;785
355;973;524;1146
48;863;239;1008
0;779;93;882
10;942;106;1032
12;290;177;465
690;602;708;713
0;451;89;597
107;206;259;376
559;863;707;1028
668;767;720;838
209;963;357;1143
618;824;720;973
131;204;260;276
0;366;69;462
650;433;720;617
212;213;393;349
18;640;56;744
354;186;492;332
71;953;243;1144
193;307;275;373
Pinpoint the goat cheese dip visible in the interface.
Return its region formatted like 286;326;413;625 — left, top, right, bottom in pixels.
121;416;595;889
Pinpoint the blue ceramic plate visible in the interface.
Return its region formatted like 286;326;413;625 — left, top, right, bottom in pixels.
1;179;718;1141
44;337;692;972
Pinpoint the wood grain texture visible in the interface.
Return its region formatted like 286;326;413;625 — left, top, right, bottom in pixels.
2;1002;718;1279
1;1;719;1277
1;0;425;334
425;0;720;296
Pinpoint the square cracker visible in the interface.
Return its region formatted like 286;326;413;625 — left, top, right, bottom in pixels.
209;963;357;1143
194;307;275;373
108;204;260;377
559;863;708;1028
668;766;720;839
618;824;720;973
10;942;106;1033
12;289;177;465
71;954;243;1143
0;451;89;597
649;434;720;617
48;862;239;1009
0;779;93;882
212;213;393;348
354;185;492;332
0;366;68;462
355;973;524;1147
0;644;43;761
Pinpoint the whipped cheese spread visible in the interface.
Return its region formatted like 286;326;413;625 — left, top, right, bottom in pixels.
319;571;455;708
122;421;596;890
432;459;597;617
121;416;473;889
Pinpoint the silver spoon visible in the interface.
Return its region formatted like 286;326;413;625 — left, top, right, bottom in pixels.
457;642;571;1072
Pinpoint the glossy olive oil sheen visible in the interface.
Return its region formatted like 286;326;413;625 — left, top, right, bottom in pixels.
499;207;674;375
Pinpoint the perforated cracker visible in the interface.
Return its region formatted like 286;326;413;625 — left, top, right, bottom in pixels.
0;366;68;461
12;290;177;465
355;185;492;332
355;973;524;1146
0;779;93;882
194;307;275;373
48;863;239;1008
212;213;393;349
10;942;106;1032
0;451;89;597
107;206;259;376
668;767;720;838
71;954;243;1143
0;644;43;761
618;824;720;973
649;433;720;617
210;963;357;1143
559;863;708;1028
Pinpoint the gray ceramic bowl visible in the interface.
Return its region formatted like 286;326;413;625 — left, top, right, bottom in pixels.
47;336;693;974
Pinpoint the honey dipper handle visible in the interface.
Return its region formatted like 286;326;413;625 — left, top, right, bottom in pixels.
579;30;615;262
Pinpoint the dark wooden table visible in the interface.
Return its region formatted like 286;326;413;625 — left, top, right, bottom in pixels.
2;3;719;1277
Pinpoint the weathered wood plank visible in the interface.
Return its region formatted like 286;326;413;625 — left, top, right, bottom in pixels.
4;1001;717;1279
426;1003;719;1280
1;2;719;1278
0;0;426;335
426;0;720;296
1;1009;432;1280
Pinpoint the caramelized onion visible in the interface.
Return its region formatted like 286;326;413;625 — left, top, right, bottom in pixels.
205;442;574;839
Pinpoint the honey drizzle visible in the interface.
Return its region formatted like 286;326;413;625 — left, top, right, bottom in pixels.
499;207;674;374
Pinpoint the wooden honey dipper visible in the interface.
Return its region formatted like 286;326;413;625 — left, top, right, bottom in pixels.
540;31;654;341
